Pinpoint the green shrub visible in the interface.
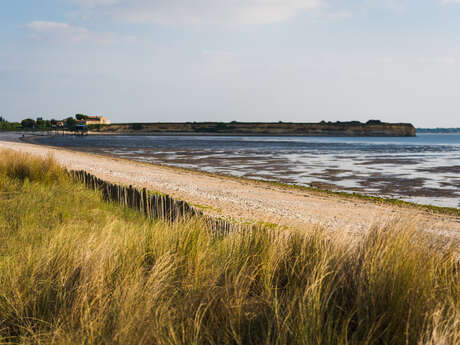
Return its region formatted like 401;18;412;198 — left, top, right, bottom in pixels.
21;118;36;128
131;123;144;130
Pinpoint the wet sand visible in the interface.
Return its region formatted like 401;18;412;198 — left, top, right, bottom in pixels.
1;132;459;247
33;134;460;208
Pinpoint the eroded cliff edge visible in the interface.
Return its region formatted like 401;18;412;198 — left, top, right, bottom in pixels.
91;121;416;137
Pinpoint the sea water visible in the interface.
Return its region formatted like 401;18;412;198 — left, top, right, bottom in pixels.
36;133;460;208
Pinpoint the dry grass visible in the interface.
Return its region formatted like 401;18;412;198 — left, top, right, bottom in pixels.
0;149;65;184
0;149;458;345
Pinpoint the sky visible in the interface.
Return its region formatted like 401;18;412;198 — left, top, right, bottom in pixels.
1;0;460;127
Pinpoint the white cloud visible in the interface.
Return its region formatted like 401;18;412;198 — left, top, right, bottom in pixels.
73;0;324;25
27;21;132;45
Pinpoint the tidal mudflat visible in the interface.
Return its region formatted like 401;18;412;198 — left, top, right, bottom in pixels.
35;134;460;208
2;133;460;240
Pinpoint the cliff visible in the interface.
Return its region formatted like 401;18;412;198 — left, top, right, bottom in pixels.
90;121;416;137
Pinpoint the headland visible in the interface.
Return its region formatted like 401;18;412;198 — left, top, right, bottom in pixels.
88;120;416;137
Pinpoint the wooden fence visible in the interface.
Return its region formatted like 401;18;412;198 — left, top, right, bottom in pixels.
69;170;251;235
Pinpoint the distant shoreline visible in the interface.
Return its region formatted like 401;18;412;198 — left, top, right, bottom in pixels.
87;131;413;137
12;130;418;138
416;128;460;134
86;121;416;137
1;132;459;237
0;120;418;137
6;129;460;138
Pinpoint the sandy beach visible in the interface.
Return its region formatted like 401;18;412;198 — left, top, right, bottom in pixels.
1;132;459;243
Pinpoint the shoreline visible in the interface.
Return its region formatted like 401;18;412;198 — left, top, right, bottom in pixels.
87;131;416;137
28;132;460;213
19;132;460;216
82;120;417;137
1;131;459;243
10;129;417;137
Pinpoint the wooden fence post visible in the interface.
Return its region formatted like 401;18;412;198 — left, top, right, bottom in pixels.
143;188;149;218
69;169;245;236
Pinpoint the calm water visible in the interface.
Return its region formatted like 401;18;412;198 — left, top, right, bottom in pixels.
36;134;460;208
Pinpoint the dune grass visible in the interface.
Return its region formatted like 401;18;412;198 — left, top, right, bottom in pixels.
0;149;458;345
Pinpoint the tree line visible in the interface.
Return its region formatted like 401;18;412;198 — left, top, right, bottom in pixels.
0;114;90;131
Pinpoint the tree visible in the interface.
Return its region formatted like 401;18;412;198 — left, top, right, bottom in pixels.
21;118;36;128
0;121;21;130
0;116;6;123
36;117;46;128
75;114;89;120
65;117;77;128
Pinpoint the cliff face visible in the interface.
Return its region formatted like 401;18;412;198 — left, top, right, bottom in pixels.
94;121;416;137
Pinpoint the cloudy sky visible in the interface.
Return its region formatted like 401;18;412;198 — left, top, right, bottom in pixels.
1;0;460;127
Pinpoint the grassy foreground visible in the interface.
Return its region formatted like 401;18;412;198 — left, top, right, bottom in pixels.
0;150;458;345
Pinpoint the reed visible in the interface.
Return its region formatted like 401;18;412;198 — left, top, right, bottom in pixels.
0;149;458;345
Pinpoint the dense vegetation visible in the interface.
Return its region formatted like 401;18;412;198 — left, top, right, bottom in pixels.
0;116;21;131
0;116;57;130
0;115;88;131
0;150;458;344
0;117;419;136
90;121;416;136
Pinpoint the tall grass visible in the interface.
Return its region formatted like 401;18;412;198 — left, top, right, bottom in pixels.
0;149;65;184
0;149;458;345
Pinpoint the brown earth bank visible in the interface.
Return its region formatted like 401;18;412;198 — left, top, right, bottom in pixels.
0;132;458;247
88;120;416;137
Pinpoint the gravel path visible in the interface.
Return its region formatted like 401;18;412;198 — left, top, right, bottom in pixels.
1;133;459;243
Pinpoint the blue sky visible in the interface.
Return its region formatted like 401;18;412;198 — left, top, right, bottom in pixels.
1;0;460;127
